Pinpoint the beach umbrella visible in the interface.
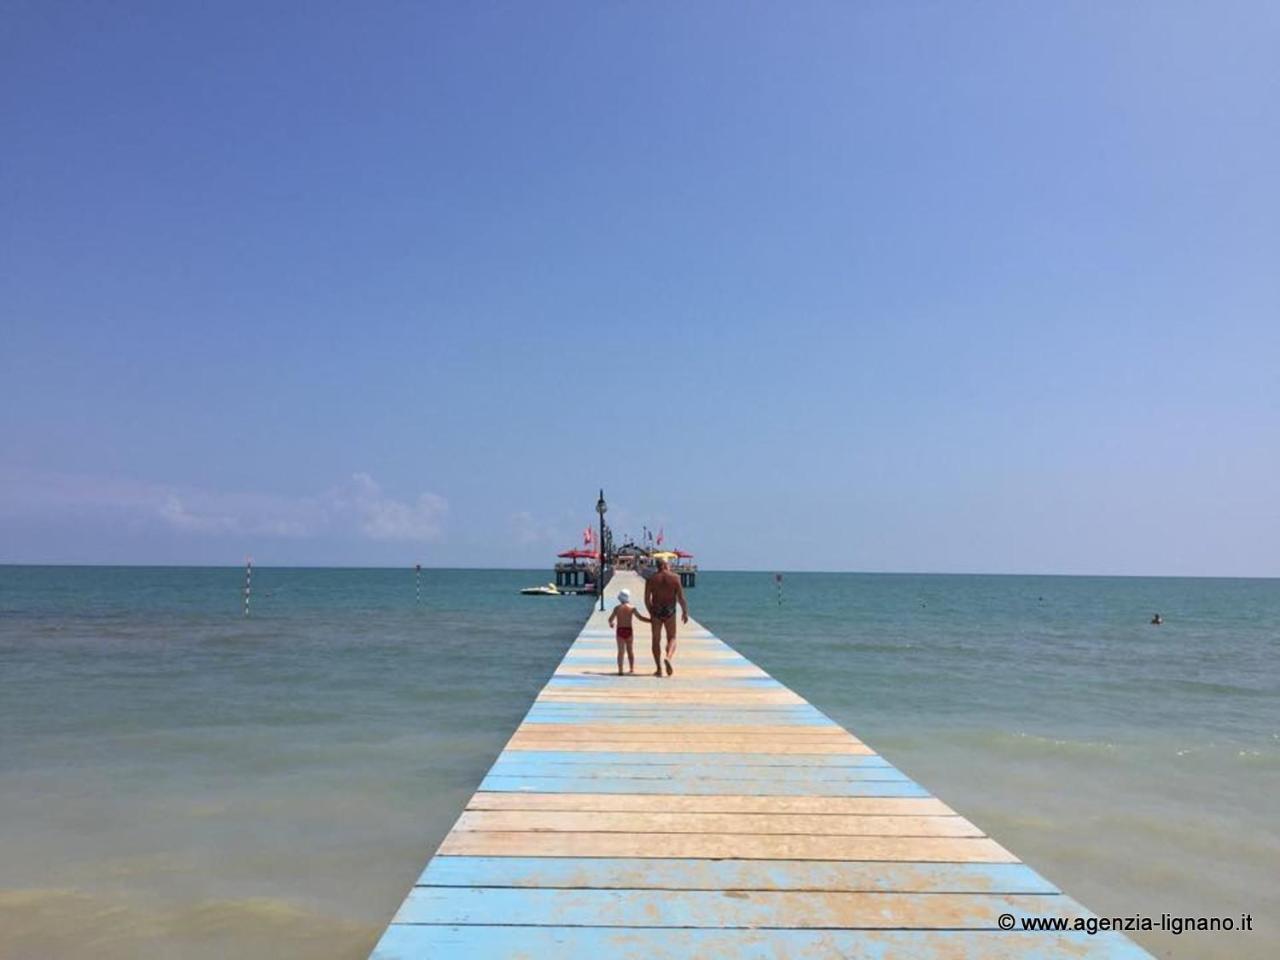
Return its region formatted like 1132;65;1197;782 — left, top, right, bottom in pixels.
674;550;694;558
558;549;599;559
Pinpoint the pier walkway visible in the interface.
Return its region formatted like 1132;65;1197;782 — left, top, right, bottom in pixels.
371;571;1152;959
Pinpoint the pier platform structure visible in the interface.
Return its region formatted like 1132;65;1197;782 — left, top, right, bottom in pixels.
370;571;1153;959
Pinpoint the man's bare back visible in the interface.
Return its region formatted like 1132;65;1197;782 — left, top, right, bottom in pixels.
644;560;688;677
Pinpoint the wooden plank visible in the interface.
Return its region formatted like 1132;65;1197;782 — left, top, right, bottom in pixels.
488;763;911;784
560;660;727;665
506;741;866;754
437;831;1017;861
542;680;778;686
372;926;1154;960
505;740;876;755
523;703;830;714
550;656;738;662
558;662;749;667
453;810;984;837
521;717;830;724
536;692;807;703
393;886;1087;928
478;774;925;796
466;792;956;815
522;710;832;721
504;727;855;742
559;653;748;661
551;669;764;676
418;856;1058;893
556;663;753;671
486;757;890;773
553;671;763;678
524;704;828;714
522;701;829;711
542;686;789;693
491;758;902;775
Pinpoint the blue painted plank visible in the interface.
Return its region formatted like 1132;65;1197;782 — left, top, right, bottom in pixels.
527;702;820;708
521;719;838;728
488;761;911;783
485;751;892;768
478;775;929;796
545;676;785;687
523;707;824;713
555;666;756;672
372;925;1153;959
392;887;1088;929
522;711;835;725
417;857;1060;894
524;704;826;712
559;654;753;662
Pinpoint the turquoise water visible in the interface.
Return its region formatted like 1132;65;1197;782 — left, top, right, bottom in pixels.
1;567;1277;959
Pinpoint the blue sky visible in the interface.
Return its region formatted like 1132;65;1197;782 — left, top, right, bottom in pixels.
2;2;1277;574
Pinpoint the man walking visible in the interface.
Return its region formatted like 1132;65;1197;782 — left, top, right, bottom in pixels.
644;558;688;677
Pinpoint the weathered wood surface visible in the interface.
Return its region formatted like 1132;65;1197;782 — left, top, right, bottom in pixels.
370;571;1153;959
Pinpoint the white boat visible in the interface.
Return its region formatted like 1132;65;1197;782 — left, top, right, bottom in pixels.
520;583;562;596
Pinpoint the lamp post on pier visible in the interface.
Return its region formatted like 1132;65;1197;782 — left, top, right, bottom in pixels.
596;489;608;611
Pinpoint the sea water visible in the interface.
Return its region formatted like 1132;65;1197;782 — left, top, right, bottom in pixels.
1;567;1276;959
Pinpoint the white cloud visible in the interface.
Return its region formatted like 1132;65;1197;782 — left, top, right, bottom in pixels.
158;494;240;534
511;510;563;546
0;469;448;543
328;473;448;542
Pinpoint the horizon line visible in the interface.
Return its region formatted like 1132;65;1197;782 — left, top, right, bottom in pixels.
0;561;1276;581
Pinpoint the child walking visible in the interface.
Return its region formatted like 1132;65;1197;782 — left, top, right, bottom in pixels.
607;589;650;676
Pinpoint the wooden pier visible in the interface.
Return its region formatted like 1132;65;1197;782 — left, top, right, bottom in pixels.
370;571;1153;959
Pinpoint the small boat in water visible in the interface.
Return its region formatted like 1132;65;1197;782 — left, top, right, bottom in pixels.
520;582;562;596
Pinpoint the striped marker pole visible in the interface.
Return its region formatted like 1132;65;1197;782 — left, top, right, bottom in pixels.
775;572;783;606
243;556;253;617
415;563;422;605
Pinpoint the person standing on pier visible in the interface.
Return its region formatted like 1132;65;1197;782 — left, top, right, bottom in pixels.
608;589;649;676
644;558;688;677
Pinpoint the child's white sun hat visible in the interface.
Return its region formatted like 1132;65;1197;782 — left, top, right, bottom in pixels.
617;589;631;603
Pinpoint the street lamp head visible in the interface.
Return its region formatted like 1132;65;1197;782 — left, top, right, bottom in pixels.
596;490;607;515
